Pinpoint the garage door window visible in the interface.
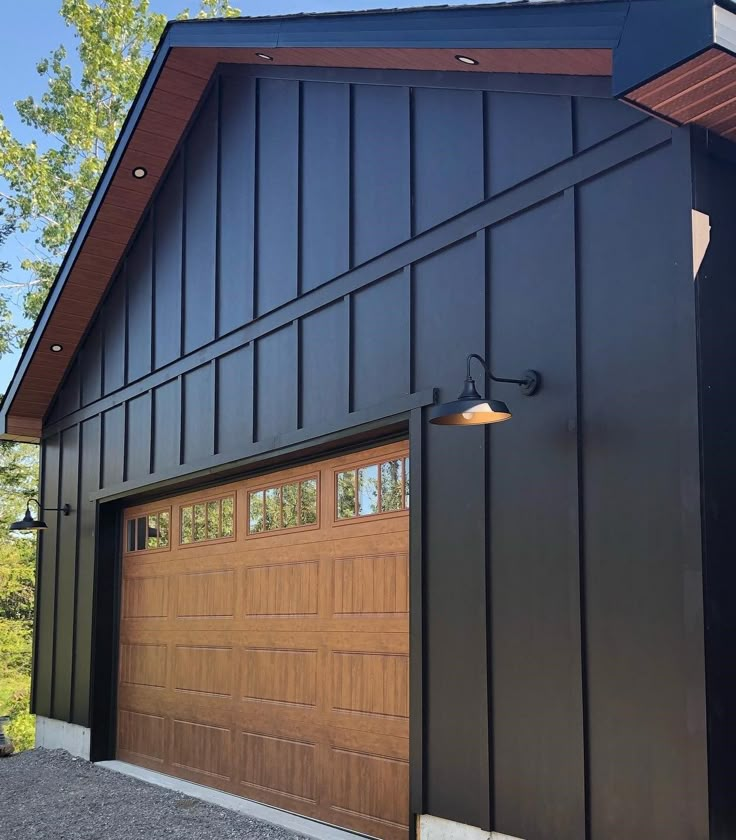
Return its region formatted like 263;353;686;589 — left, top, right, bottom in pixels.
248;476;318;534
180;495;235;545
336;457;410;520
124;509;171;553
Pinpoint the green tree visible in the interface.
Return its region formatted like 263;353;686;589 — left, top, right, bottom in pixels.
0;441;40;752
0;0;240;343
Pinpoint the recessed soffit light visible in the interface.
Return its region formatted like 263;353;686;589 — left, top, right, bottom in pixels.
256;52;274;61
132;166;147;179
50;344;63;353
455;55;479;66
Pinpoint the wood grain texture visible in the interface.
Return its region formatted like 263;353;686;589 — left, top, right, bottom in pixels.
117;442;410;839
626;47;736;137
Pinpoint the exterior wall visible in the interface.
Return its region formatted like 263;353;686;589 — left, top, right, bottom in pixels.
692;133;736;840
34;66;708;839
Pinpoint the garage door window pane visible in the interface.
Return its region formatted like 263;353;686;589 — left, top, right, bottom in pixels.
265;488;281;530
158;511;170;547
404;458;410;509
206;501;220;541
181;507;193;544
126;519;136;552
148;515;159;549
136;517;148;551
283;483;298;528
194;504;206;541
222;497;234;537
300;479;318;525
358;465;379;516
381;460;403;512
337;471;356;519
249;492;264;533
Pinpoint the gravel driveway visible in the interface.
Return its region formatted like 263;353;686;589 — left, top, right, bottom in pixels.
1;749;307;840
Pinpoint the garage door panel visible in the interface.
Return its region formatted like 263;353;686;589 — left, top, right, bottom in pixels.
118;443;410;839
242;560;320;616
119;642;168;689
240;646;318;707
330;747;409;825
173;644;235;697
175;569;236;618
331;650;409;719
121;575;169;618
333;553;409;615
118;708;167;765
239;729;319;803
171;719;233;782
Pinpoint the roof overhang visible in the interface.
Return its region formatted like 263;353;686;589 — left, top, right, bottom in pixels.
615;0;736;136
4;0;734;442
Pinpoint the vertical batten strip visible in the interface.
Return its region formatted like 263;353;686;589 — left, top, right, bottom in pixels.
296;320;303;431
408;86;416;240
570;90;592;840
348;83;355;270
569;179;591;840
150;203;157;374
346;294;354;414
50;436;64;719
251;340;258;444
214;75;223;341
179;141;188;360
122;262;130;387
296;80;304;299
252;78;260;320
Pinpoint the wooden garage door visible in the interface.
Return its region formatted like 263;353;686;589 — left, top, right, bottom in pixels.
117;442;410;840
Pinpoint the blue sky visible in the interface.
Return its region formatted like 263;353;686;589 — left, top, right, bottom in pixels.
0;0;494;392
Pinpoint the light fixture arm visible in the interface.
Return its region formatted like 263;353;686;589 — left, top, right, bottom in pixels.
25;497;71;517
466;354;541;396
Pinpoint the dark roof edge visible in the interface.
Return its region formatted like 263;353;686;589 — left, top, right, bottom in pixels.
165;2;629;51
0;1;631;435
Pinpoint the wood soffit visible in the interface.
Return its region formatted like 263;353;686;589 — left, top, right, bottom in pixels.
625;47;736;137
0;36;615;442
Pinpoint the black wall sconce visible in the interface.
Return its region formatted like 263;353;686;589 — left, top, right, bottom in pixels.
430;353;541;426
10;498;71;531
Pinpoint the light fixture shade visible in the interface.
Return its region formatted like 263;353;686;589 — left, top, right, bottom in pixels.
10;507;48;531
429;378;512;426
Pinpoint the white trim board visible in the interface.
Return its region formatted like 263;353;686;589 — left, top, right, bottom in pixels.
96;760;369;840
715;5;736;55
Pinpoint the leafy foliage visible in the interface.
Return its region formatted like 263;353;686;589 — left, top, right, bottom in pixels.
0;442;40;752
0;0;239;338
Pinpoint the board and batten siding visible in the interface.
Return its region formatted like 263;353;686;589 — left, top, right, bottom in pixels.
34;66;708;840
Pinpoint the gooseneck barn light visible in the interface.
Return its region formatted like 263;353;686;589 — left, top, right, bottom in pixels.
430;353;541;426
10;497;71;532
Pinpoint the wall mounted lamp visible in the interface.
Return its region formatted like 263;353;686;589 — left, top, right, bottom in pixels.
430;353;541;426
10;498;71;531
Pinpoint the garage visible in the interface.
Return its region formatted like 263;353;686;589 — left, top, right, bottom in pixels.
116;442;410;840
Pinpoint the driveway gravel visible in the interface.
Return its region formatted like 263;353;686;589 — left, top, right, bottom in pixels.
1;749;307;840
